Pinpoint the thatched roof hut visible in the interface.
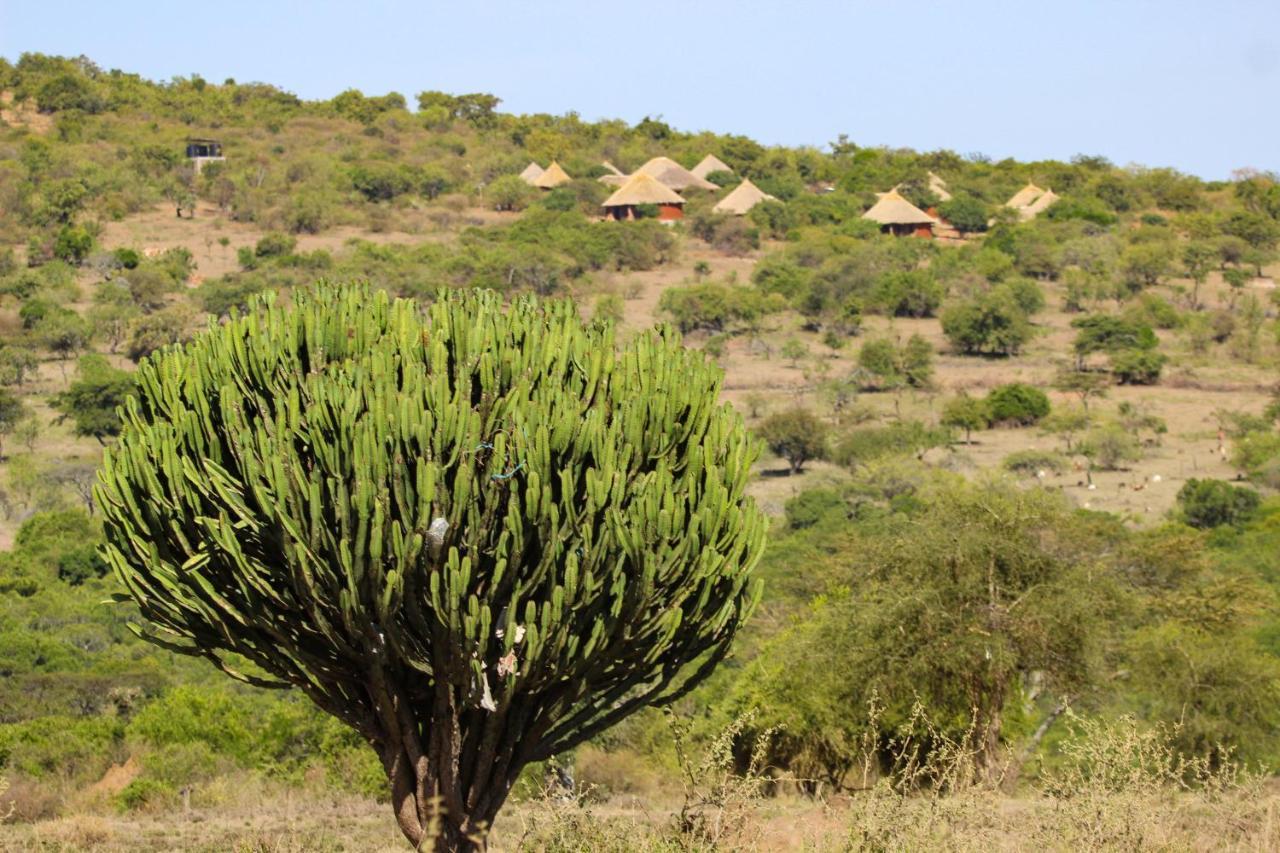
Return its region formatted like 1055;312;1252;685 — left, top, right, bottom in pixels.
1005;182;1046;210
927;171;952;202
636;157;718;191
862;189;937;237
519;162;545;185
532;162;572;190
692;154;733;180
602;172;686;221
1005;183;1057;220
1019;188;1059;219
712;179;778;216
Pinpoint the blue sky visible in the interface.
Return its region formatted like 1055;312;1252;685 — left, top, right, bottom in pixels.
2;1;1277;179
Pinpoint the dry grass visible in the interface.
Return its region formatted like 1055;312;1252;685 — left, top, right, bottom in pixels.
5;715;1279;851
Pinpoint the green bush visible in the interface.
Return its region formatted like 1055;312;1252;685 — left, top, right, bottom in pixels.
941;393;991;443
757;408;829;474
254;233;297;258
116;778;174;813
832;421;947;467
937;195;990;233
986;383;1051;426
1177;479;1261;529
1002;449;1067;475
875;269;943;318
941;292;1032;356
784;488;848;529
1110;348;1167;385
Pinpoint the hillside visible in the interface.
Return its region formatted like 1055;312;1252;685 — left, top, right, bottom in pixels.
3;52;1280;848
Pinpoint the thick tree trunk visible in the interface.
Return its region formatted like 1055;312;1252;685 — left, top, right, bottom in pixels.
383;747;499;851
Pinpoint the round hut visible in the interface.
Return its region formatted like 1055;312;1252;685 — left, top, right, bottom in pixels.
602;172;687;222
862;189;937;237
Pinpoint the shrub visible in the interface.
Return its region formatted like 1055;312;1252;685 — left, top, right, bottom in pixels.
936;195;990;233
784;488;847;529
995;277;1046;316
1002;449;1067;475
1072;314;1158;359
1110;348;1166;385
487;175;536;212
1176;479;1261;529
833;421;948;467
857;335;933;390
254;233;297;259
757;408;829;474
658;283;781;334
941;393;991;443
875;269;943;318
986;383;1051;426
52;225;93;265
941;292;1032;356
1081;425;1142;470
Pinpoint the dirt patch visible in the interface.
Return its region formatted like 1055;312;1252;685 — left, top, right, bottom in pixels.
0;91;54;134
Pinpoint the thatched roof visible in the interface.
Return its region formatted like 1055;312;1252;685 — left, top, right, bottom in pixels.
712;179;777;215
533;162;572;189
862;189;937;226
601;161;625;176
602;172;686;208
692;154;733;180
519;162;544;184
928;171;952;202
1005;182;1046;209
598;173;629;187
1020;188;1059;218
636;157;718;191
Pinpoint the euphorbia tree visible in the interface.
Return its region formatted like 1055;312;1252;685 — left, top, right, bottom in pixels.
96;285;765;850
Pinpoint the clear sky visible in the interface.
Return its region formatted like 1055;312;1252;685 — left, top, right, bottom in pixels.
2;0;1277;179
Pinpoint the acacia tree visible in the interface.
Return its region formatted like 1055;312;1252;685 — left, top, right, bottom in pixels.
96;286;765;851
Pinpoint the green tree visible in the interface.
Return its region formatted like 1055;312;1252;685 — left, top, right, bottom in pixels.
53;354;135;444
739;478;1113;780
936;195;991;233
757;408;829;474
0;388;28;460
486;175;535;212
1176;479;1261;529
1080;424;1142;471
0;346;39;388
97;286;764;851
940;292;1032;356
986;383;1051;426
1052;368;1110;413
1182;241;1216;308
875;269;943;318
941;393;990;444
1120;242;1175;292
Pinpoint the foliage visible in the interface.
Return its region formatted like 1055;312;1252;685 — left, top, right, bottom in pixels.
96;285;766;848
832;421;948;467
658;282;783;334
1080;425;1143;471
52;354;135;443
1110;348;1167;385
941;393;991;443
1176;479;1261;529
985;383;1051;426
941;291;1032;356
757;408;829;475
856;335;933;390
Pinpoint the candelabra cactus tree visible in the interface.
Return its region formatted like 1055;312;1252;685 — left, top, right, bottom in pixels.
96;285;765;850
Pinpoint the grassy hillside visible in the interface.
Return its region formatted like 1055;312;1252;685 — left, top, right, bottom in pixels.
3;52;1280;848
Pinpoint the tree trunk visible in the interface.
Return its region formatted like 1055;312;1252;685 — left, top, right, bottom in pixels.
383;747;498;851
